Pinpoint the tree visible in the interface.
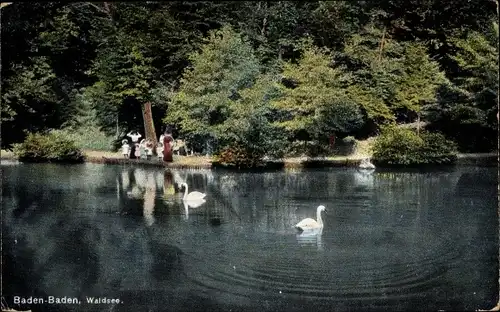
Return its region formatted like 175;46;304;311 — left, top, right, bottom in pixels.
76;3;186;140
1;3;94;148
1;0;496;154
450;23;498;111
338;25;401;127
427;21;498;151
1;57;58;147
311;1;369;50
360;0;497;77
393;42;448;131
271;39;364;142
163;25;261;152
338;25;448;133
219;72;287;158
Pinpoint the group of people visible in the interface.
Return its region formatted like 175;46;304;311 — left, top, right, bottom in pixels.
121;130;175;161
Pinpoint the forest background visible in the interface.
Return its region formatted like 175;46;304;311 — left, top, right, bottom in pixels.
1;1;498;162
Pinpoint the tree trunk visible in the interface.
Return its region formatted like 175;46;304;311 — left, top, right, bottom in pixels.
142;102;158;152
103;2;111;15
261;1;268;37
115;113;119;138
417;112;421;136
377;26;386;63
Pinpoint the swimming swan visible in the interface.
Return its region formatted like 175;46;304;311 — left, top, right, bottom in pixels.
359;158;375;169
181;182;207;202
295;205;326;231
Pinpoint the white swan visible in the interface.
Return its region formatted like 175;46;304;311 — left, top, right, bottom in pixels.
183;197;206;220
181;182;207;202
295;205;326;231
359;158;375;169
184;197;206;208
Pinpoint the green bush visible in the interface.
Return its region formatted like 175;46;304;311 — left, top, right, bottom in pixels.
342;136;356;145
333;136;357;156
419;132;459;164
13;132;85;163
285;140;330;157
213;145;263;168
51;127;115;151
372;126;458;166
314;98;365;136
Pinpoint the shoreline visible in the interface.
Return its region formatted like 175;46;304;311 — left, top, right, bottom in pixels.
1;150;497;169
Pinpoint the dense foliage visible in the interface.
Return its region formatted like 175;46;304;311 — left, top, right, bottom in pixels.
13;132;85;163
1;1;498;163
213;145;263;169
163;26;288;158
372;126;458;166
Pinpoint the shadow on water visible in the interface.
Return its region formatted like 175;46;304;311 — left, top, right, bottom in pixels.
1;163;498;312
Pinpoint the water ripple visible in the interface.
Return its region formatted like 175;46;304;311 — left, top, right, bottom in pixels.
178;231;462;305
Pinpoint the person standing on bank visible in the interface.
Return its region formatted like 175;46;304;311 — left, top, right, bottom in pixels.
121;139;130;158
162;128;174;162
156;143;164;160
127;130;142;159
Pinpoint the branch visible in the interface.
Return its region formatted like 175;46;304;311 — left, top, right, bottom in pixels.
377;27;387;63
79;2;112;18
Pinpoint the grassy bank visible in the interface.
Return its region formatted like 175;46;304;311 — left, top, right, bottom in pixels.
1;148;497;168
81;150;365;169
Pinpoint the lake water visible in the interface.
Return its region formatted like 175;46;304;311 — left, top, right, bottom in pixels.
1;162;498;312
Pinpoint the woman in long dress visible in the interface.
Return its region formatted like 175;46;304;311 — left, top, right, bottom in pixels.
163;133;174;162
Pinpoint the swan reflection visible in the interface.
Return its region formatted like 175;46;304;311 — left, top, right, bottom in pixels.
357;168;375;175
183;201;189;220
296;228;324;251
354;169;375;187
183;199;207;220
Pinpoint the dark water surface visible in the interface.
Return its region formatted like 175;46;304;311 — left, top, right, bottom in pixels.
1;163;498;312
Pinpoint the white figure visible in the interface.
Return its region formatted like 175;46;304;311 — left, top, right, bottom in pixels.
295;205;326;231
156;143;164;160
172;139;182;155
183;199;206;220
359;158;375;169
127;131;142;143
354;170;375;187
134;143;141;158
139;139;147;159
180;182;206;204
173;139;191;155
121;140;130;158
